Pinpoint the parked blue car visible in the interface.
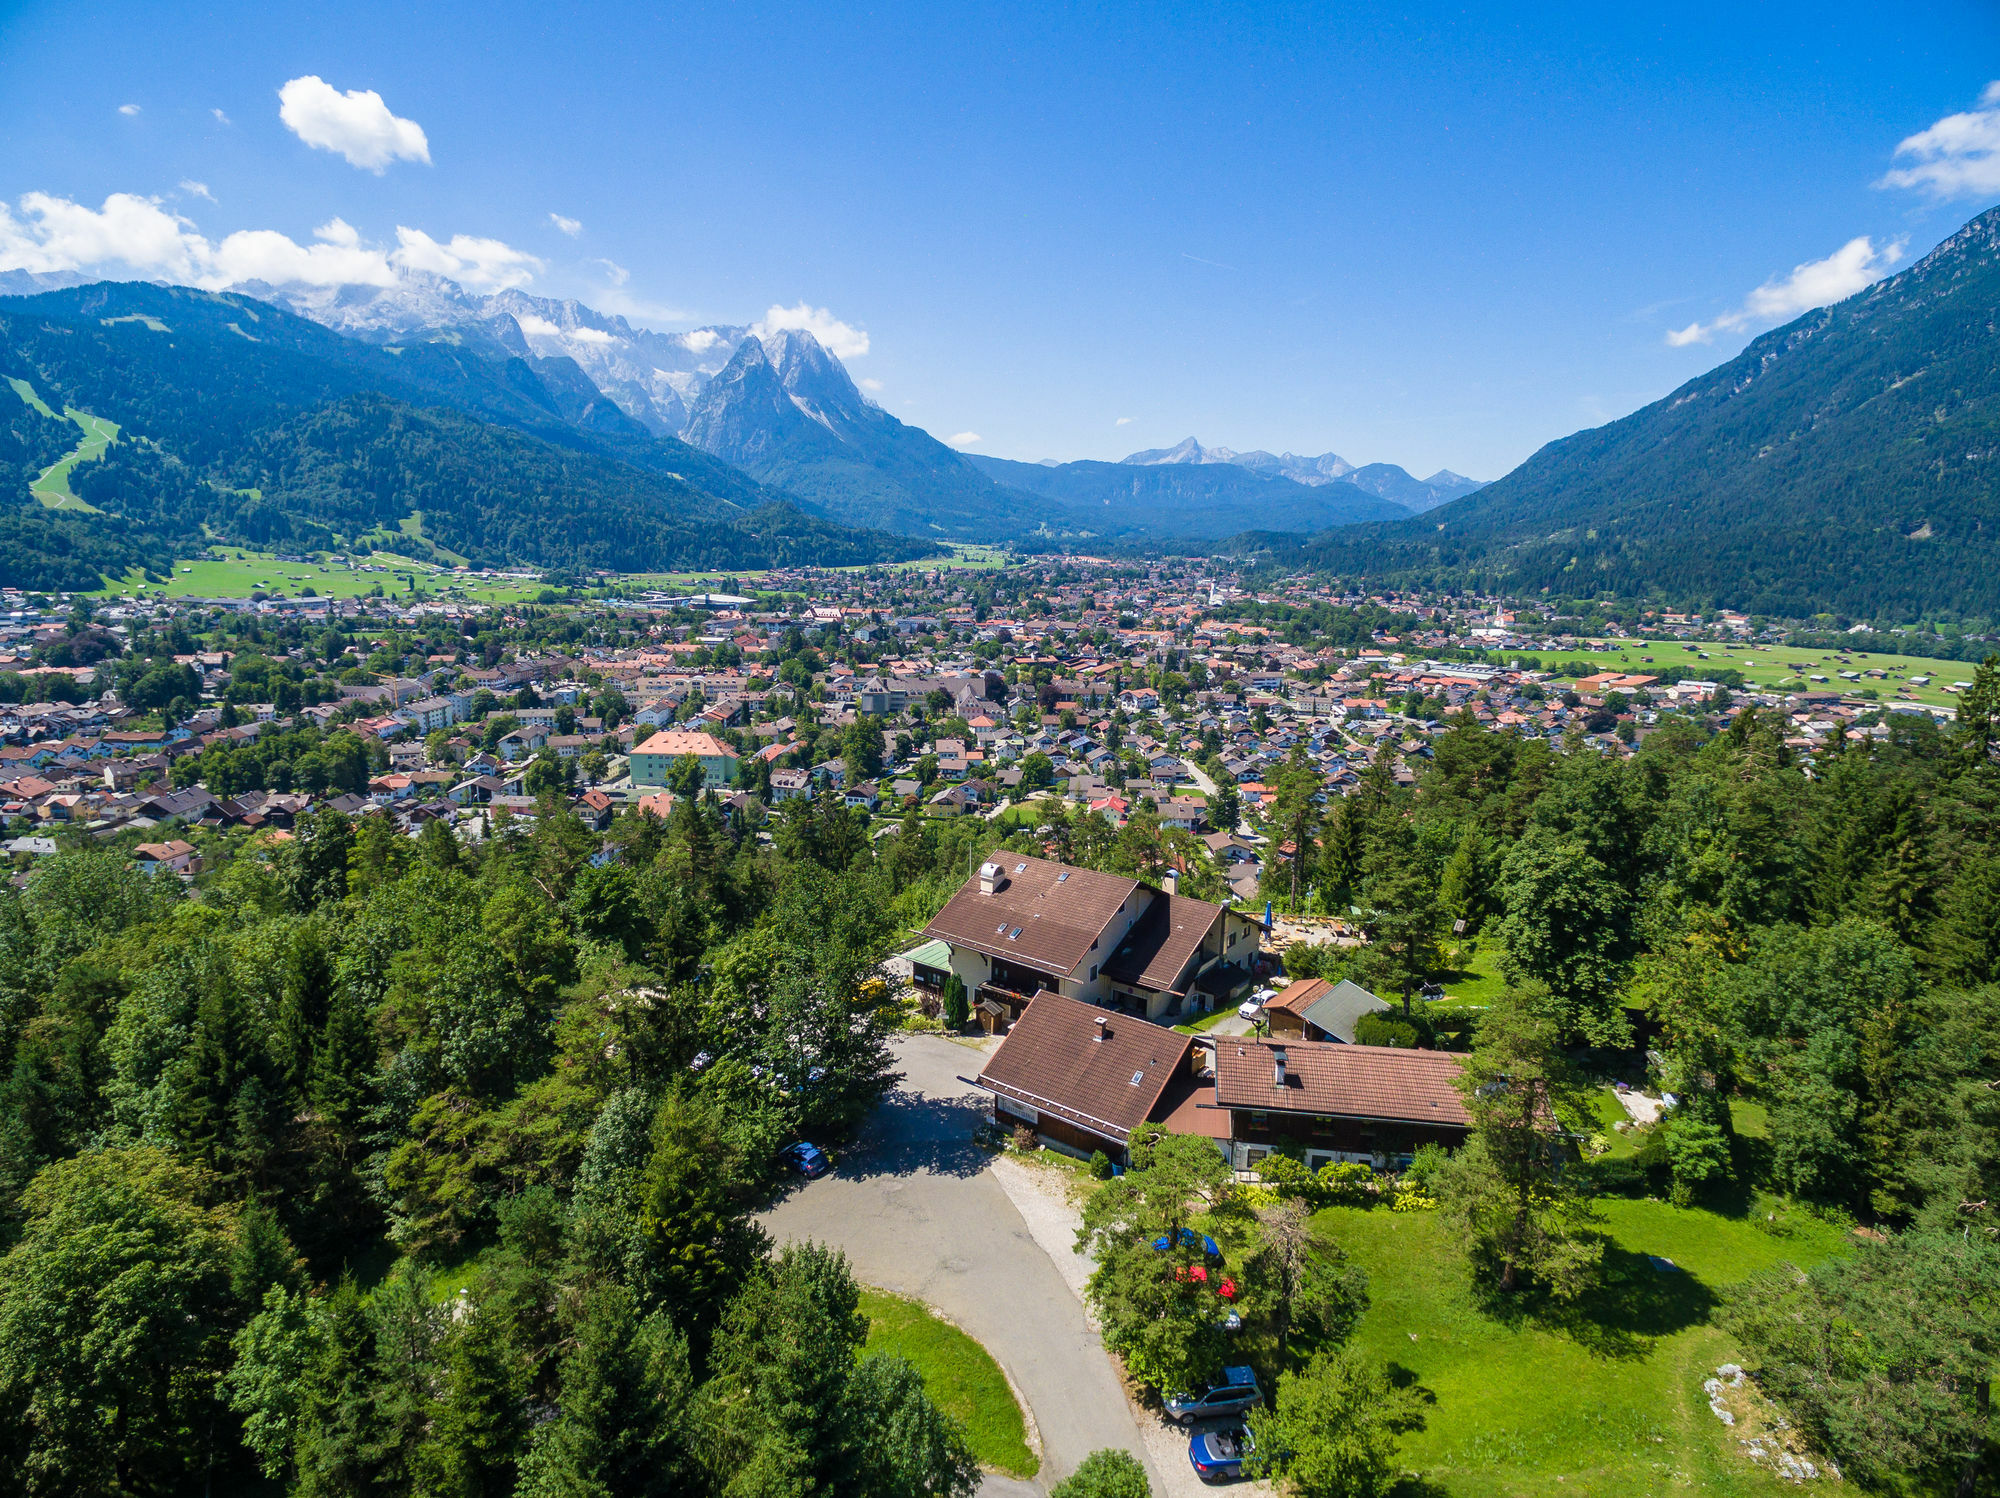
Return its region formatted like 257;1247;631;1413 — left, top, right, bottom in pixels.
1188;1424;1256;1482
779;1142;830;1178
1152;1227;1222;1257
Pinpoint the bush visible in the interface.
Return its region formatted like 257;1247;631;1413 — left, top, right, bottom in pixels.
1401;1142;1448;1194
1010;1125;1040;1153
1354;1011;1424;1048
1088;1150;1115;1180
1282;943;1330;979
1050;1448;1150;1498
942;973;969;1030
1258;1152;1375;1207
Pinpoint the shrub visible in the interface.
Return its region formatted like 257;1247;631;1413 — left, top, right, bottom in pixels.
1282;943;1328;979
1050;1448;1150;1498
1088;1150;1114;1180
1354;1011;1423;1048
942;973;969;1030
1401;1142;1448;1194
1010;1125;1039;1153
1258;1153;1375;1207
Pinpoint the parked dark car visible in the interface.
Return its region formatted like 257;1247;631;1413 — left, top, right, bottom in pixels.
779;1141;830;1178
1165;1366;1262;1425
1188;1424;1256;1482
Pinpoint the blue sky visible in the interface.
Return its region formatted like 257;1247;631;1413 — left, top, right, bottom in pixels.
3;0;1997;479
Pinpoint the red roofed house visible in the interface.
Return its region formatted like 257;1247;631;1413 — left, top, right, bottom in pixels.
133;839;199;876
920;853;1262;1025
974;990;1469;1171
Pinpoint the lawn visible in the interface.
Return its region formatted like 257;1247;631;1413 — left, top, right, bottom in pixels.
1497;638;1968;711
1306;1198;1852;1496
1433;939;1508;1005
90;549;546;604
858;1288;1039;1478
1173;1004;1247;1035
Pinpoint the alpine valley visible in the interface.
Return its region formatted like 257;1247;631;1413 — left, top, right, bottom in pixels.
0;271;1485;589
9;201;2000;616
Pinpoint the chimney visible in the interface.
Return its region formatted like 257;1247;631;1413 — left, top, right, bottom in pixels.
979;861;1003;895
1272;1046;1288;1088
1162;869;1179;896
1094;1014;1109;1043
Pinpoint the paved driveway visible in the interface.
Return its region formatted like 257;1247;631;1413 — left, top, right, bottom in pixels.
759;1034;1158;1497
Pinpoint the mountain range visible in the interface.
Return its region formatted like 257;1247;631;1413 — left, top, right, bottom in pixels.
12;196;1997;612
0;281;933;589
227;274;1485;542
1120;436;1484;512
1246;202;2000;620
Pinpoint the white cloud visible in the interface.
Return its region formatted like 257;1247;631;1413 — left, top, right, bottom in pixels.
752;301;869;358
515;312;561;337
1878;81;2000;198
680;329;721;353
0;192;206;281
945;432;981;448
1666;235;1904;346
118;104;140;117
209;227;397;288
0;190;540;296
212;108;231;125
179;180;215;202
389;226;541;292
592;258;630;287
1115;416;1134;426
548;212;582;237
858;377;884;392
278;75;430;172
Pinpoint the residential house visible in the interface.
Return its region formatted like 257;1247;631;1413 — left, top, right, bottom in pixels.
973;990;1199;1160
768;767;813;802
918;854;1262;1025
1207;1037;1469;1171
133;839;199;877
973;993;1470;1171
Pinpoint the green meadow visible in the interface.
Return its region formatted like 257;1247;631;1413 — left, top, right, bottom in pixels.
1497;637;1968;710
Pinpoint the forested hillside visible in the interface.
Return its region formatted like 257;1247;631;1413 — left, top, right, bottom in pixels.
0;284;934;585
1246;204;2000;620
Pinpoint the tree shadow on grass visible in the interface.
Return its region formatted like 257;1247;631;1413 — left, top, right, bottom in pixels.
1469;1243;1719;1360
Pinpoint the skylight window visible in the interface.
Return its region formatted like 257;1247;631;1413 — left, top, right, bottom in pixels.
1014;862;1027;873
1008;927;1023;940
1129;1070;1145;1086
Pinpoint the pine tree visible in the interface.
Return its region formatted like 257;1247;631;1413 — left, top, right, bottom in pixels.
517;1286;694;1498
417;1304;527;1498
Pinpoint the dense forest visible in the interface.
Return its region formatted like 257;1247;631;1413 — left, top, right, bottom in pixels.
0;779;1048;1497
0;284;935;586
1226;204;2000;622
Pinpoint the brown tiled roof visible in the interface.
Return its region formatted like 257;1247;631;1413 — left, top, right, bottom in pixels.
977;990;1193;1142
1101;893;1224;993
1151;1071;1230;1139
921;854;1139;978
1212;1038;1471;1128
1264;977;1332;1016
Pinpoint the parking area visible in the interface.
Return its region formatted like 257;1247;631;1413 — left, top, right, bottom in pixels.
758;1033;1161;1497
